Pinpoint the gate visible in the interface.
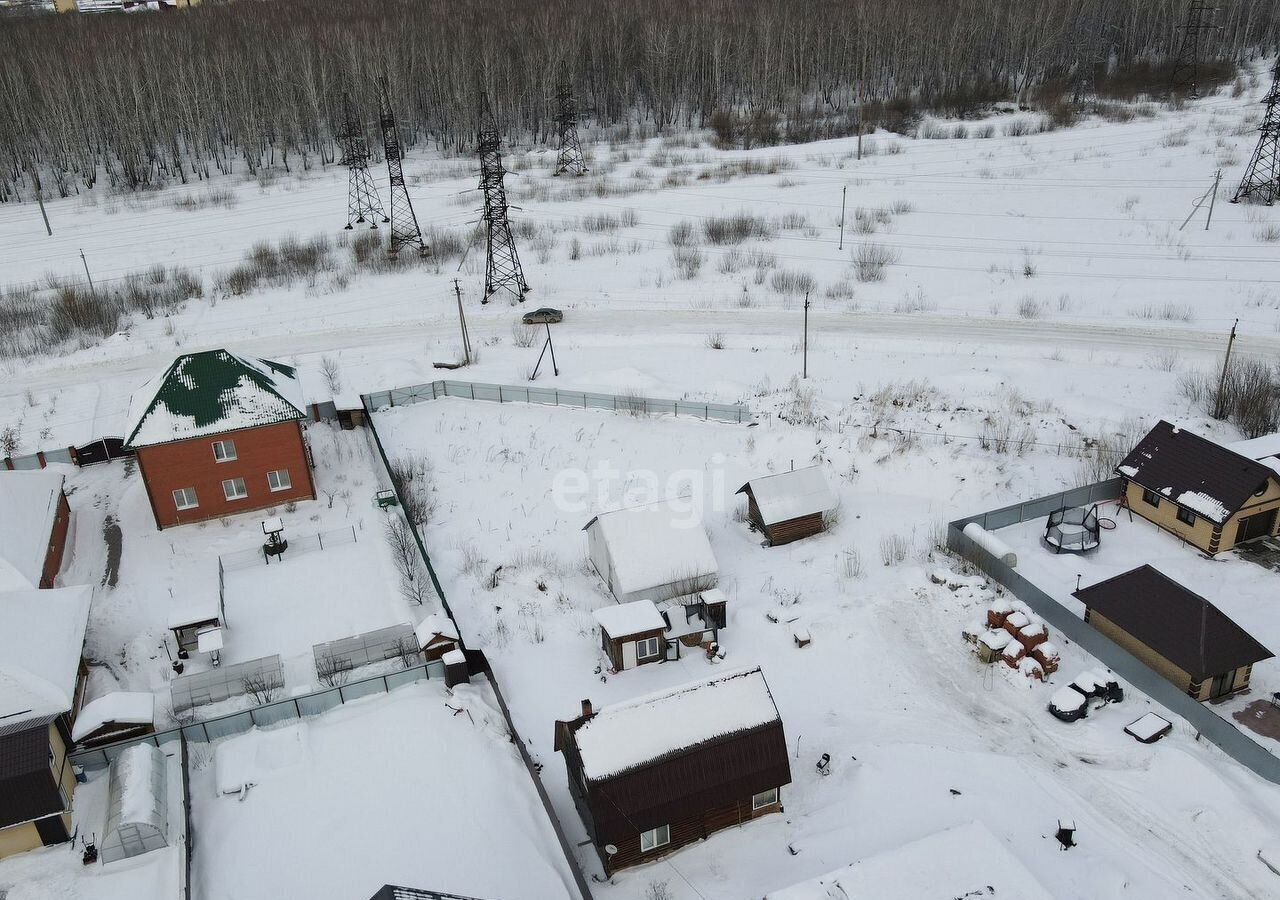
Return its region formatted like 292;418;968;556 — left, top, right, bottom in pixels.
76;437;133;467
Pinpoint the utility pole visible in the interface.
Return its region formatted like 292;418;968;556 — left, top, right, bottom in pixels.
552;81;588;177
338;92;388;231
79;249;96;297
477;94;529;304
802;290;811;379
1232;60;1280;205
453;279;472;365
1213;318;1238;420
1205;168;1221;229
1171;2;1220;99
1179;169;1222;231
376;75;428;256
838;186;847;250
531;322;559;379
35;184;52;237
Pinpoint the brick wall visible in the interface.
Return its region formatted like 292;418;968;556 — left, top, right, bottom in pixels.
136;420;316;529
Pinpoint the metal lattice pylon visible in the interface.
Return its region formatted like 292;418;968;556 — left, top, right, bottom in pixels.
1232;62;1280;205
1171;1;1219;99
553;82;588;176
478;99;528;304
376;75;427;256
338;93;388;230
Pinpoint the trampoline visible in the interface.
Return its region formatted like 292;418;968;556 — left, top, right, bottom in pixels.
1044;505;1102;554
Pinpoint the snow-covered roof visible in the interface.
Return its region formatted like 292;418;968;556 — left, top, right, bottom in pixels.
573;666;780;781
0;469;65;590
592;599;667;636
0;584;92;728
1226;432;1280;461
72;691;156;742
168;589;223;629
414;613;459;646
583;498;718;596
737;465;836;524
124;349;306;449
764;821;1053;900
1126;712;1172;742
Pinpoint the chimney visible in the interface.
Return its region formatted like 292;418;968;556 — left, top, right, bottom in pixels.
581;698;593;719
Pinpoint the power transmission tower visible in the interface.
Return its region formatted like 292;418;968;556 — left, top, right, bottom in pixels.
1232;61;1280;205
477;97;528;304
338;93;388;231
376;75;427;256
1171;2;1219;99
553;82;588;176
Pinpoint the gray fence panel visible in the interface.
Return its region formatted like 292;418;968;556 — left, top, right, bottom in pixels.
366;390;393;410
201;711;254;742
296;689;343;719
646;398;678;416
526;387;559;406
1022;495;1063;520
385;667;428;690
9;454;42;470
339;678;385;703
181;723;211;745
44;447;75;465
251;699;301;729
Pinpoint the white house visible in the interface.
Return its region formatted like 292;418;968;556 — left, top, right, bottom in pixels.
582;499;719;605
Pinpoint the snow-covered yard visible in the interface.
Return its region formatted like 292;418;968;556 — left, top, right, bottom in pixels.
186;680;577;900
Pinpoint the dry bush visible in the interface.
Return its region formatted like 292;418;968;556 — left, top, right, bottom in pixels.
853;242;899;282
705;331;725;350
672;247;705;279
1017;295;1043;319
769;269;816;296
511;322;538;347
703;212;775;245
668;220;698;247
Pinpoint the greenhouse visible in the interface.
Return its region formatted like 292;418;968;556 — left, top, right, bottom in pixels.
101;743;170;864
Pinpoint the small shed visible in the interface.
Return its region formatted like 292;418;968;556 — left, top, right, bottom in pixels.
72;692;156;748
334;393;367;430
414;614;461;661
582;499;719;605
594;600;668;671
736;466;836;546
168;590;225;656
101;743;169;863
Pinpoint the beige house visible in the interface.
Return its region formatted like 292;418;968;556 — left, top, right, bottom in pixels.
1116;420;1280;555
1075;566;1272;701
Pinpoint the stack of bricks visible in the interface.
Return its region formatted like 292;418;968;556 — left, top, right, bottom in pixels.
979;599;1060;679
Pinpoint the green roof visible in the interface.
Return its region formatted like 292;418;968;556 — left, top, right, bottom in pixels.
124;350;306;449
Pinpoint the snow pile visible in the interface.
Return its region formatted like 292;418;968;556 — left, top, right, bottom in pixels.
765;820;1054;899
738;465;836;524
215;723;311;795
574;666;780;780
447;682;511;744
73;691;156;742
592;598;667;636
0;469;65;591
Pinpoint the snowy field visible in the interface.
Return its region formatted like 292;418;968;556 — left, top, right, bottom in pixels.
187;680;577;900
3;69;1280;899
374;397;1280;899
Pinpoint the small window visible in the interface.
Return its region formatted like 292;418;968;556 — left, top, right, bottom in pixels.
212;440;237;462
172;487;198;510
752;788;779;810
222;478;248;501
636;636;660;660
639;824;670;853
1176;507;1197;526
1256;482;1269;497
267;469;292;492
1141;488;1161;508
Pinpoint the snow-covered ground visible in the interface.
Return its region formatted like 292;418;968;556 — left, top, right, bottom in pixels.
3;70;1280;899
186;680;577;900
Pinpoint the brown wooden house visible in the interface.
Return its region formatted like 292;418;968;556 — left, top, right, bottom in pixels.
736;466;836;546
593;599;668;671
554;666;791;876
123;349;317;530
0;470;72;590
1074;565;1273;701
1116;420;1280;555
0;584;92;859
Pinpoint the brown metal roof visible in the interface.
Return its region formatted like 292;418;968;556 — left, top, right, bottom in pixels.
1074;565;1274;681
0;727;63;828
1116;420;1277;524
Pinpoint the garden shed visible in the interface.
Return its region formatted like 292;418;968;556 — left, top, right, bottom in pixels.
593;599;669;671
101;743;169;863
736;465;836;546
72;692;156;748
582;498;719;605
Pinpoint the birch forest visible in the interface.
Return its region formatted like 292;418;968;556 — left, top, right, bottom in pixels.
1;0;1277;200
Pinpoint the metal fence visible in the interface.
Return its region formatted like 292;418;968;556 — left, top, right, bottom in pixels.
949;480;1280;786
170;654;284;712
313;623;421;679
74;659;446;771
363;379;752;424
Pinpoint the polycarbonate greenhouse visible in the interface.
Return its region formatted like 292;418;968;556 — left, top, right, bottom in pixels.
101;743;169;863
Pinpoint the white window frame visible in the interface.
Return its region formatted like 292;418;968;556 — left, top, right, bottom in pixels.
222;477;248;501
639;824;670;853
172;487;199;510
752;787;779;811
212;439;237;462
636;636;660;660
267;469;292;492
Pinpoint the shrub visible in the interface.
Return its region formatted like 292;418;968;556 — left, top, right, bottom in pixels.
853;242;899;282
703;212;774;245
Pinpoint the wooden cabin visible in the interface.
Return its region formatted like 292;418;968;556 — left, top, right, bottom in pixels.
415;614;461;661
1116;420;1280;555
593;600;668;671
71;692;156;749
736;466;836;546
554;666;791;876
1074;565;1273;701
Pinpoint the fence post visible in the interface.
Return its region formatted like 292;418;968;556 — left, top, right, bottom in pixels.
318;531;324;550
351;525;357;543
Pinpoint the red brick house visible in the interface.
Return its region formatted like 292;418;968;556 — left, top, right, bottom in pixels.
124;350;316;529
554;666;791;876
0;470;72;590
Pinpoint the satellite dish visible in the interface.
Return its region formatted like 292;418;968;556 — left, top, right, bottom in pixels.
604;844;618;856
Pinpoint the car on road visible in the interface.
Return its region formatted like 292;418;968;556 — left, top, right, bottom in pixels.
522;307;563;324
